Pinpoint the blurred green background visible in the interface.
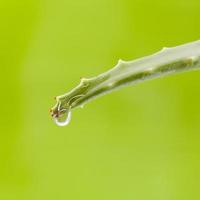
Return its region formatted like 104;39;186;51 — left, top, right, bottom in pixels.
0;0;200;199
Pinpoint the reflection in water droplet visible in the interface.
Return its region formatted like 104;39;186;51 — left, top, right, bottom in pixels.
54;110;71;127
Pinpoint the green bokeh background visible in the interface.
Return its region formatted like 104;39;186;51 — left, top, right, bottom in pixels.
1;0;200;199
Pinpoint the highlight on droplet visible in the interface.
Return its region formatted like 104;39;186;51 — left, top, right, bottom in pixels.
53;110;72;127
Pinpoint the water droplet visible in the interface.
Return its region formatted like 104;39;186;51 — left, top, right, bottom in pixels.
54;109;72;127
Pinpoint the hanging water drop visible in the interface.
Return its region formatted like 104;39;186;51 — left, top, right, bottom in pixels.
54;109;72;127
